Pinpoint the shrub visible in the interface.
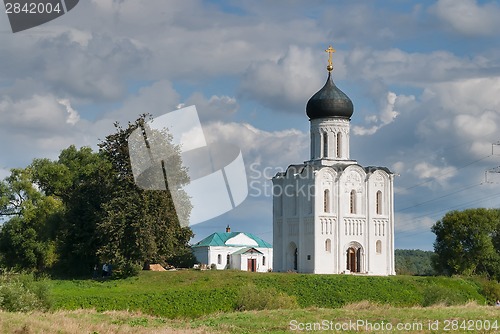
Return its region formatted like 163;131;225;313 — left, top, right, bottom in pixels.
0;271;51;312
235;283;298;311
474;277;500;305
422;285;466;306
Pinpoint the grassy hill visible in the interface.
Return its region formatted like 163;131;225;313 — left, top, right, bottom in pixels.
49;270;492;318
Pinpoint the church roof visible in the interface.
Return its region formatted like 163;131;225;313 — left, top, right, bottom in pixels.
192;232;272;248
231;247;263;255
306;72;354;120
273;163;393;178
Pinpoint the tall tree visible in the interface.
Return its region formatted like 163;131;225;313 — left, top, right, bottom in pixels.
31;146;113;275
432;208;500;279
96;115;193;275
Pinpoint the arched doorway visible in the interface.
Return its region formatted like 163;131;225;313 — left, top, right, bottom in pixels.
287;242;298;271
345;242;363;273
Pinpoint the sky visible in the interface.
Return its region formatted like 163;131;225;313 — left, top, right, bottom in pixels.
1;0;500;251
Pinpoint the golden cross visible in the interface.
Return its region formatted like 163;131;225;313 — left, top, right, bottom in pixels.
325;45;335;72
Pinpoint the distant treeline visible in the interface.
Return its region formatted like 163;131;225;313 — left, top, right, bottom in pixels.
395;249;436;276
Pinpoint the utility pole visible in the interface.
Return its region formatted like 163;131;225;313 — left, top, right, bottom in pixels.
485;142;500;183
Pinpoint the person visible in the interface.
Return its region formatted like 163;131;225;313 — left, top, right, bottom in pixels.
92;264;98;279
496;299;500;307
102;263;108;277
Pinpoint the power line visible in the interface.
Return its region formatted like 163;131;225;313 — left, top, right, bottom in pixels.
396;182;482;212
395;154;492;194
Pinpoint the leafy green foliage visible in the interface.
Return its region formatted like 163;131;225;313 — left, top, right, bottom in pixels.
395;249;436;275
0;271;51;312
1;114;194;277
31;146;113;276
235;283;298;311
432;208;500;279
0;168;63;272
96;116;193;274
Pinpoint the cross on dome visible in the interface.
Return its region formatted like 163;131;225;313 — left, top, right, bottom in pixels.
325;45;335;72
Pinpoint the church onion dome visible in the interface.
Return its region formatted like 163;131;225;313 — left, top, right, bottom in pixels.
306;45;354;120
306;71;354;120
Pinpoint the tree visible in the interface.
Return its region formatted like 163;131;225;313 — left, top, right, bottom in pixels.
96;115;193;275
432;208;500;279
1;115;194;277
31;146;114;275
395;249;436;276
0;168;62;271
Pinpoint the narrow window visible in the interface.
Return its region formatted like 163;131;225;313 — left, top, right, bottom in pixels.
376;240;382;254
325;239;331;252
376;190;382;215
308;185;313;214
323;132;328;158
217;254;221;265
262;256;266;266
311;134;315;159
336;132;342;158
226;254;230;266
350;190;356;214
293;188;298;216
323;189;330;213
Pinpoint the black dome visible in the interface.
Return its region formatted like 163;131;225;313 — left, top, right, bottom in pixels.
306;72;354;120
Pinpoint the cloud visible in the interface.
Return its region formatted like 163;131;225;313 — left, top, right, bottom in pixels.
184;93;239;123
57;99;80;125
430;0;500;36
239;45;325;112
413;162;458;187
353;91;414;135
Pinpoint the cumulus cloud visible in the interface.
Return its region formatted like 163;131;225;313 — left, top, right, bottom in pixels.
203;121;308;168
239;45;325;112
57;99;80;125
184;93;239;122
353;91;414;135
413;162;458;187
430;0;500;36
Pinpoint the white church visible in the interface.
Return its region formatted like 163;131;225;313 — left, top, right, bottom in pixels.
272;46;395;275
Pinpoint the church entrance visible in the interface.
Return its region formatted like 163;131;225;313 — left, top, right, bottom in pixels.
247;258;256;272
346;247;361;273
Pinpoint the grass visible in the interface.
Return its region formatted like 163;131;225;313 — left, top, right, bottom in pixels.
48;270;490;318
1;302;498;333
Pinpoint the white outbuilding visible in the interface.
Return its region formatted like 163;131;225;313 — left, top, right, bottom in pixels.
192;226;273;272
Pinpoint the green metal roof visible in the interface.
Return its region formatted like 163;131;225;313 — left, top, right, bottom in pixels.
192;232;272;248
231;247;263;255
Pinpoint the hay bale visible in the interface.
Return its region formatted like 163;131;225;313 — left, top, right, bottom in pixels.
148;264;166;271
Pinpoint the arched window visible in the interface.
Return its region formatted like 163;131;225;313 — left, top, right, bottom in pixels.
323;189;330;213
308;185;314;214
226;254;230;266
350;190;356;214
336;132;342;158
262;256;266;266
376;240;382;254
325;239;331;252
311;134;315;159
323;132;328;158
376;191;382;215
293;188;298;216
217;254;221;264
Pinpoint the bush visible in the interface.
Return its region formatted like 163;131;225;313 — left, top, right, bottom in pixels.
0;271;51;312
422;285;468;306
235;283;298;311
473;277;500;305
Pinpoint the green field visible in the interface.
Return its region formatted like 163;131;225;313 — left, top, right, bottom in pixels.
1;270;499;333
